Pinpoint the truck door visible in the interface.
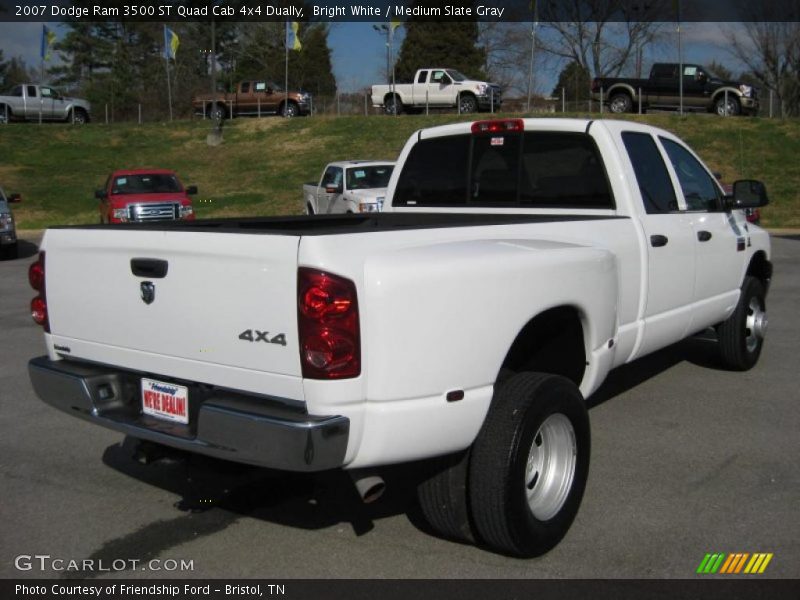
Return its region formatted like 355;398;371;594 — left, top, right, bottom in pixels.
658;136;745;331
318;166;343;214
621;131;696;358
427;70;453;106
680;65;708;109
649;64;678;106
39;86;60;119
24;85;41;119
237;81;255;113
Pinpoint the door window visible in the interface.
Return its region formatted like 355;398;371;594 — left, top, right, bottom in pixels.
321;167;343;189
660;138;721;211
621;132;678;214
26;86;37;98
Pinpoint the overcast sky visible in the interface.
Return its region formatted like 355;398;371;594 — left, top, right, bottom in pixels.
0;21;749;94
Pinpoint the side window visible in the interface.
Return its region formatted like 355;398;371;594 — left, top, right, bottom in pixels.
322;167;342;189
660;138;720;211
394;135;469;206
9;86;23;97
416;70;428;84
241;82;250;93
431;70;445;84
519;133;614;208
27;86;37;98
40;87;53;98
621;132;678;214
254;81;266;92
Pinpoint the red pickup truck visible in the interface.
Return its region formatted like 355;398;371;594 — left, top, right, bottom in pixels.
95;169;197;224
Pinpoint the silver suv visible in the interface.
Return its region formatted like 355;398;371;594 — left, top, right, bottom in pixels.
0;186;21;259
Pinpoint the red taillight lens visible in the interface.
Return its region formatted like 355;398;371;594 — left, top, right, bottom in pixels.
29;256;44;291
471;119;524;134
298;268;360;379
31;296;48;325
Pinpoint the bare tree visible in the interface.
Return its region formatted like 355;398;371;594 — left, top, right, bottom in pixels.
728;8;800;117
538;0;667;78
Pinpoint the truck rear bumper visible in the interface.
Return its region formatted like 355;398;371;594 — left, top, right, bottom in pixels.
28;356;349;472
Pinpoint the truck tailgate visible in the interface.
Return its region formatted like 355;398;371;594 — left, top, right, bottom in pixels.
43;228;302;380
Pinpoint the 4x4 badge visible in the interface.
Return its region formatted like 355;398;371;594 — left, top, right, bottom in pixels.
140;281;155;305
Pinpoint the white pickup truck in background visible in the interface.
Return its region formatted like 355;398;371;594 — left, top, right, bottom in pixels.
28;118;771;557
372;68;501;115
303;161;394;215
0;83;91;124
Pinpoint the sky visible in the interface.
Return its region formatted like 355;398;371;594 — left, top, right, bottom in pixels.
0;20;751;96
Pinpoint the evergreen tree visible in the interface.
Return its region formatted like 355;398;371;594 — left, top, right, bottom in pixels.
551;61;591;102
394;1;486;82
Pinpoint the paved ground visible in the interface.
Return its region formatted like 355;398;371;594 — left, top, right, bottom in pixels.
1;233;798;580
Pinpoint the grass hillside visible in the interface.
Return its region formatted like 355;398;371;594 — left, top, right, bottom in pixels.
1;112;798;229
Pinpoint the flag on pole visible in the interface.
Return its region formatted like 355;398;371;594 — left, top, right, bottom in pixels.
390;18;402;33
287;21;301;50
164;26;179;59
40;25;56;61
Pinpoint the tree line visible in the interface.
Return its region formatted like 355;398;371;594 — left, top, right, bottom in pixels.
1;0;798;118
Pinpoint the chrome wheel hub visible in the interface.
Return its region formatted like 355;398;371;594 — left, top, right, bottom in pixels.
524;413;577;521
745;297;767;353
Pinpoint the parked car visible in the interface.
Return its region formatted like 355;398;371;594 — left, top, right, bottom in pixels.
192;80;311;119
591;63;759;116
0;186;21;259
372;68;502;115
28;118;770;558
303;161;394;214
0;83;91;124
95;169;197;224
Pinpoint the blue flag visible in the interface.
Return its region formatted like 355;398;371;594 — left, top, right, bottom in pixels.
164;26;179;59
41;25;56;61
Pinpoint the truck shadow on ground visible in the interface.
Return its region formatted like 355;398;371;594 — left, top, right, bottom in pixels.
79;333;727;573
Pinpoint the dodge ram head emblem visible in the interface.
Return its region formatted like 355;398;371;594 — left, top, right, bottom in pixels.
140;281;155;305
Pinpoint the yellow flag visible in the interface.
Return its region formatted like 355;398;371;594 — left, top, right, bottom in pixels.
390;18;402;33
290;22;302;51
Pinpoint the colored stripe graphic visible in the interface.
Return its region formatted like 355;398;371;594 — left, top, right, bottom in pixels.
698;552;773;574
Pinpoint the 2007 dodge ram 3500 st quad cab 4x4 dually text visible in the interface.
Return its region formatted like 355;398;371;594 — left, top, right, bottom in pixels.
28;118;771;557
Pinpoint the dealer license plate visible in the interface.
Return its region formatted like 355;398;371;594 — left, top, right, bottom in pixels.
141;378;189;424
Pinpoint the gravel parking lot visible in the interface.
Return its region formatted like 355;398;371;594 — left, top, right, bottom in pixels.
1;232;798;581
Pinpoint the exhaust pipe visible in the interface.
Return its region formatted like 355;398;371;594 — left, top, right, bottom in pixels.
349;471;386;504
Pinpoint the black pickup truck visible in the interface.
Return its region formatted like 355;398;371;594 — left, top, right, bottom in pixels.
591;63;758;116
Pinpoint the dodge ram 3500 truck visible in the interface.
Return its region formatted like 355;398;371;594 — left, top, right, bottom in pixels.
28;118;771;557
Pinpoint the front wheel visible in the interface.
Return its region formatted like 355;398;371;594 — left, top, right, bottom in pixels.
468;372;590;557
715;95;741;117
281;101;299;118
70;109;88;124
716;276;767;370
459;94;478;114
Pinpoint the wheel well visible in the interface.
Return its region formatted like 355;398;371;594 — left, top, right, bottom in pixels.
384;92;401;104
500;306;587;387
746;251;772;289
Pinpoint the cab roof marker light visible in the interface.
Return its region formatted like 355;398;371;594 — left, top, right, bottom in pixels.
471;119;524;134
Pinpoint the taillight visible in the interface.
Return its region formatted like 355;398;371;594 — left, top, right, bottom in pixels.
298;268;360;379
28;251;49;331
471;119;524;134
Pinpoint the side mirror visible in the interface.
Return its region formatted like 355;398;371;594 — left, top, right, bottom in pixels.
325;185;341;194
729;179;768;209
8;193;21;203
95;189;107;200
186;185;198;195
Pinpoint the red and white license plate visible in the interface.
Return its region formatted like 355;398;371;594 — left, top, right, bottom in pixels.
141;378;189;424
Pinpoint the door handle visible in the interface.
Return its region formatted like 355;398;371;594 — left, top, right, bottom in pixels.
697;230;713;242
650;234;669;247
130;258;168;278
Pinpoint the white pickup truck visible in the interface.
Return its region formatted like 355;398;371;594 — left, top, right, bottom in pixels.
28;118;771;557
0;83;91;124
372;68;502;115
303;161;394;214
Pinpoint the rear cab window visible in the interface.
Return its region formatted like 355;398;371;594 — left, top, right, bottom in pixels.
621;132;678;214
394;130;614;209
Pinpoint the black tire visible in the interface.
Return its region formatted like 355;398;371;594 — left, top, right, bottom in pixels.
716;276;767;370
459;94;478;114
70;108;88;124
281;101;299;118
715;95;741;117
384;95;402;115
416;450;475;544
468;372;590;557
208;103;226;121
609;93;633;114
